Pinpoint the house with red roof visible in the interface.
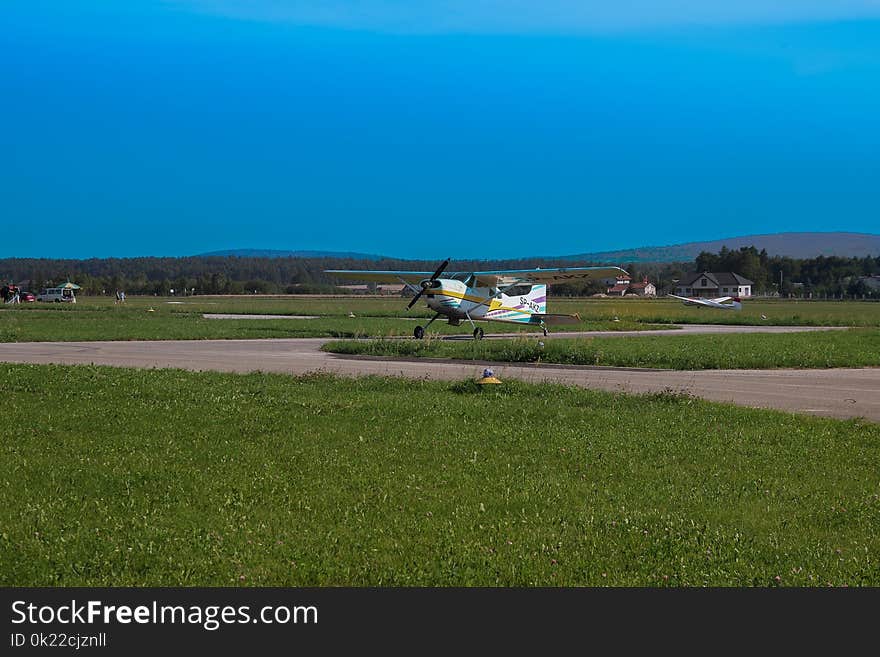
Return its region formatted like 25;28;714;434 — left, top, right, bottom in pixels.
606;276;656;297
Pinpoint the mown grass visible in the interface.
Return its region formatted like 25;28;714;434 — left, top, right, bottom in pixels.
3;296;879;343
0;308;442;341
324;329;880;370
551;298;880;327
0;296;653;342
1;364;878;586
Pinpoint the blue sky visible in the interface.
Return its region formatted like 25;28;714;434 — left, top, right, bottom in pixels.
3;1;879;259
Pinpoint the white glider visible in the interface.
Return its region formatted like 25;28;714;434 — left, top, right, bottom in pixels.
667;294;742;310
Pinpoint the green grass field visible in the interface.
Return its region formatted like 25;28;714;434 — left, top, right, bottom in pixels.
1;295;879;343
552;297;880;327
2;364;878;586
325;328;880;370
0;296;660;342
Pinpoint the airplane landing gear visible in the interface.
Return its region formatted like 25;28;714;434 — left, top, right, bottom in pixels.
414;313;442;339
473;327;484;340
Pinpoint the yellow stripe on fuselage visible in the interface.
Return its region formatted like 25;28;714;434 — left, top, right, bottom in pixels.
432;288;486;303
432;288;532;315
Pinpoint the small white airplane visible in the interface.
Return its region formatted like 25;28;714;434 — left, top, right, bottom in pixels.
667;294;742;310
326;260;628;339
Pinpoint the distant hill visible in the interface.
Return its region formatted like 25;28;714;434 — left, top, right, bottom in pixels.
203;232;879;264
199;249;385;260
563;232;880;264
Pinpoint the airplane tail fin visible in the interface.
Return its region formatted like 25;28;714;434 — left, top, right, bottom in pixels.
527;284;547;314
732;297;742;310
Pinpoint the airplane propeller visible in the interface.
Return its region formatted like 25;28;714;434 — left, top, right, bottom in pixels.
407;258;450;310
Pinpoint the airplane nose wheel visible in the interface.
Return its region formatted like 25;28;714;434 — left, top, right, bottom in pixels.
414;326;425;340
473;327;484;340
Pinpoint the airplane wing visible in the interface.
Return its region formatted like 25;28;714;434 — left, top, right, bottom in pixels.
668;294;740;309
668;294;718;307
326;265;628;287
324;270;438;285
472;266;628;286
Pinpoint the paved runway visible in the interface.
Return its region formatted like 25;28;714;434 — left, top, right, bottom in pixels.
202;313;319;320
447;324;847;340
0;325;876;422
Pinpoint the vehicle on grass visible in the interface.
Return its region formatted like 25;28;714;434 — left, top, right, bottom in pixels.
37;287;77;303
667;294;742;310
327;260;627;339
20;291;35;302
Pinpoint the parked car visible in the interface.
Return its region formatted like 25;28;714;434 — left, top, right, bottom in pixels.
20;291;36;302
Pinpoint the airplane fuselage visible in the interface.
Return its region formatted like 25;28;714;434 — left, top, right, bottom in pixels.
422;278;546;325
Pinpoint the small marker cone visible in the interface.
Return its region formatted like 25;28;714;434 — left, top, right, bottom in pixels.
476;367;502;385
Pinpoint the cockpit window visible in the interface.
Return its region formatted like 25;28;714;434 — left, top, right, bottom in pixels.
502;285;532;296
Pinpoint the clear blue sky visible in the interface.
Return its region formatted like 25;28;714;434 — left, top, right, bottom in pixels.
3;1;879;259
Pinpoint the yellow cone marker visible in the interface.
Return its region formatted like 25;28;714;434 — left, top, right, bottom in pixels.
476;368;502;385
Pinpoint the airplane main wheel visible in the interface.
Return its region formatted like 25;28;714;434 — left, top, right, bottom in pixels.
414;326;425;340
473;327;484;340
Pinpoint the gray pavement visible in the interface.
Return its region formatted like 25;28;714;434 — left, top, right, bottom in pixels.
202;313;319;320
466;324;847;340
0;324;876;422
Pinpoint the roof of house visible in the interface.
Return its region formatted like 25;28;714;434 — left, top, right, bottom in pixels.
677;271;754;287
628;282;654;289
607;284;630;293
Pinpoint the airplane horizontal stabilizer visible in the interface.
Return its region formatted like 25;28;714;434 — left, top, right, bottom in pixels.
534;313;582;325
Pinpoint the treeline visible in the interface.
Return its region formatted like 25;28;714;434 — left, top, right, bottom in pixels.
0;256;348;296
0;248;877;297
694;247;880;297
0;255;627;296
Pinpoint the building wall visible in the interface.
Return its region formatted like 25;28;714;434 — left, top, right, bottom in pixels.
629;283;656;296
674;284;718;297
675;273;753;298
675;284;752;297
